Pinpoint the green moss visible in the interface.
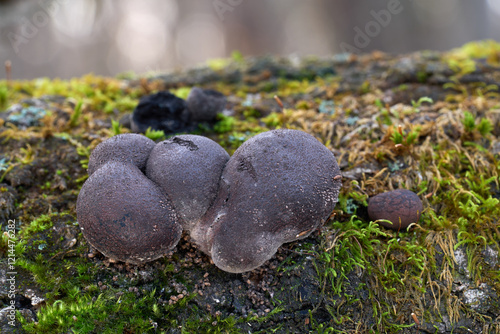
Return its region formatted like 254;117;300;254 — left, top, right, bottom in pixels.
416;70;429;83
110;119;122;136
389;125;420;146
20;289;186;333
261;112;282;128
69;100;84;128
207;58;232;71
242;107;260;119
213;114;236;134
22;214;54;236
231;50;244;63
144;127;166;141
462;111;476;132
0;82;8;110
277;78;312;96
477;118;493;136
411;96;433;111
171;87;192;100
448;40;500;65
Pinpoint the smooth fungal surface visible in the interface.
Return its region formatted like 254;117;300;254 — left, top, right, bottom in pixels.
367;189;423;230
87;133;156;176
193;129;342;273
146;135;230;231
76;160;182;264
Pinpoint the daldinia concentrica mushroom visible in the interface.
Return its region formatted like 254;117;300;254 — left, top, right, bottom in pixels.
77;130;341;273
146;135;230;231
131;91;189;134
367;189;423;230
87;133;156;176
186;87;227;122
76;160;182;264
192;129;342;273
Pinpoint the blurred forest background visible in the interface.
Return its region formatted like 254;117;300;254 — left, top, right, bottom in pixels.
0;0;499;79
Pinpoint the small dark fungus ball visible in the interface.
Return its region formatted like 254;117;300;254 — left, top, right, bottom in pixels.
131;91;189;134
146;135;230;231
87;133;155;176
186;87;227;122
368;189;423;230
192;129;342;273
76;161;182;264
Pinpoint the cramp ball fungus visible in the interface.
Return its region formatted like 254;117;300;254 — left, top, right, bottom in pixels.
131;91;189;134
87;133;155;176
186;87;227;122
77;130;342;272
76;161;182;264
367;189;423;230
146;135;230;231
192;129;342;273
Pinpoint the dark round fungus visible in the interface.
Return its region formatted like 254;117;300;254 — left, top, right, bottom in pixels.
87;134;155;176
131;91;189;134
192;129;342;273
146;135;230;231
367;189;423;230
78;128;342;272
186;87;227;122
76;161;182;264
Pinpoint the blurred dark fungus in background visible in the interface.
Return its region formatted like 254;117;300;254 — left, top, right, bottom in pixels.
0;0;499;79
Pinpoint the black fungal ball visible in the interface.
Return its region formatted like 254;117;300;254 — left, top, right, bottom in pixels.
131;91;190;134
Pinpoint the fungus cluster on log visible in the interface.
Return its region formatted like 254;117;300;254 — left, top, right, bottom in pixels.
77;129;342;273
